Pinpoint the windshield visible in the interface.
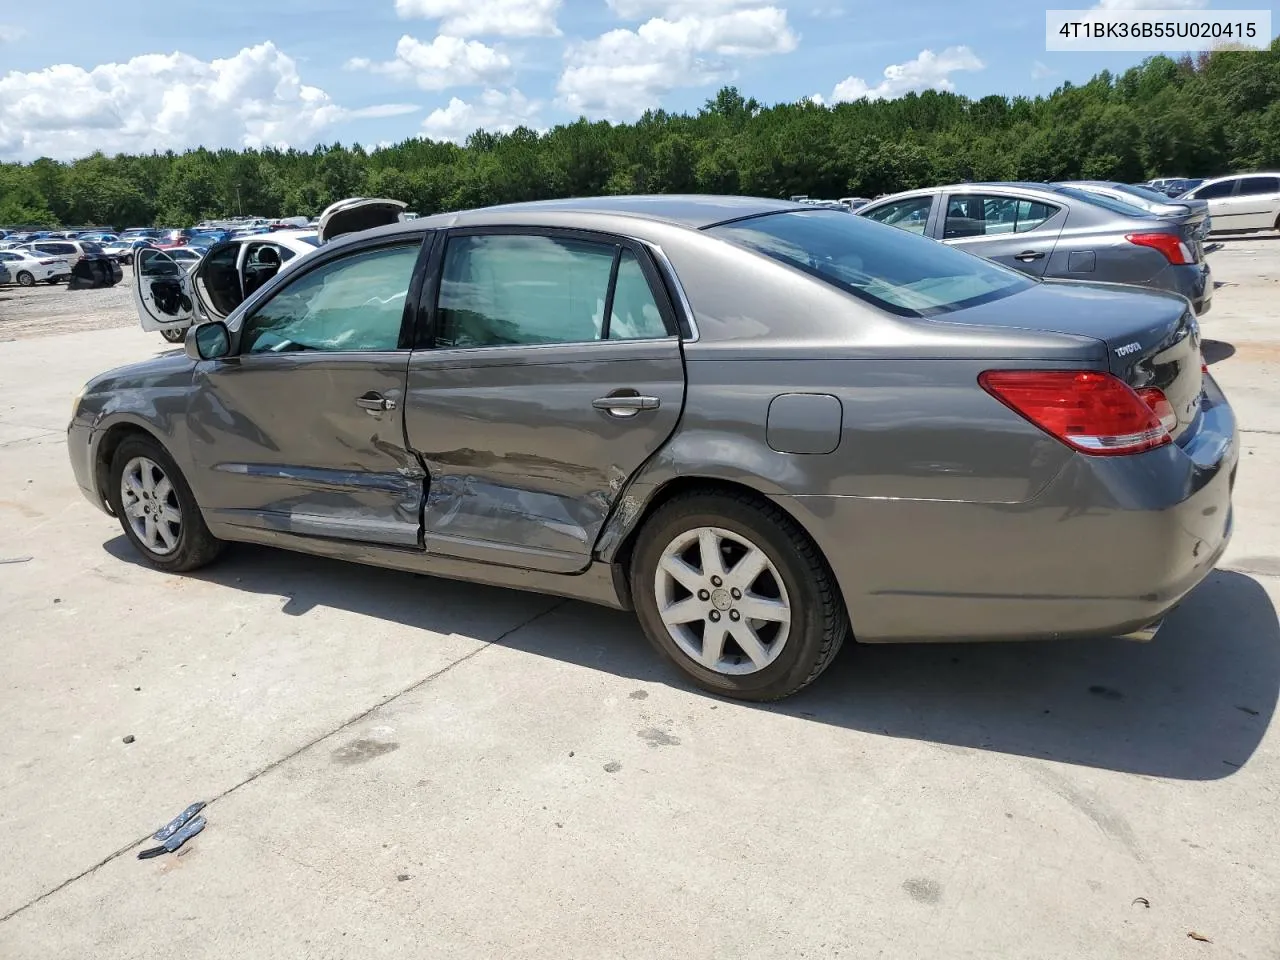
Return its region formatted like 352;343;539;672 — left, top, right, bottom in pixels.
1053;186;1153;219
708;209;1034;317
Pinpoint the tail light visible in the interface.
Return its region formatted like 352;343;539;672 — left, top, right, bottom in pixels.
39;259;58;265
1126;232;1193;265
979;370;1172;456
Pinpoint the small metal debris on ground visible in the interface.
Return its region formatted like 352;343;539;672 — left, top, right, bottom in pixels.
1188;931;1213;943
154;802;207;841
1132;897;1150;908
397;874;410;882
0;556;32;564
137;816;206;860
122;735;135;744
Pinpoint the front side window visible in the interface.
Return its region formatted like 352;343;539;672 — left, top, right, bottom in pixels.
1238;176;1280;196
709;209;1034;317
436;234;668;348
241;244;419;354
861;196;933;235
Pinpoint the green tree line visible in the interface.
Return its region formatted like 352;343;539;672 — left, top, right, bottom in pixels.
2;42;1278;229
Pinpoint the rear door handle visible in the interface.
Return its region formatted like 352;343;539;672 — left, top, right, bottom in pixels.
593;395;660;418
1015;250;1046;262
356;392;396;414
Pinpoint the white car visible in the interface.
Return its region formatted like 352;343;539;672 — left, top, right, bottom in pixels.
134;198;407;343
165;247;205;271
0;249;65;285
1180;172;1280;235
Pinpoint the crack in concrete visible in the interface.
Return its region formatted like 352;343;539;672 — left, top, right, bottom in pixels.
0;599;565;926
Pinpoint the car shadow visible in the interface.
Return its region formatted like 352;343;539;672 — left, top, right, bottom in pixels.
104;538;1278;782
1202;338;1237;364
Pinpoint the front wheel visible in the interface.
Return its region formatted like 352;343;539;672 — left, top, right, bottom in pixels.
107;436;223;573
631;491;849;701
160;328;186;344
16;271;35;286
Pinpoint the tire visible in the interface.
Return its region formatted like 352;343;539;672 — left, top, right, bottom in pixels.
124;255;133;266
630;490;849;701
16;271;34;286
160;328;186;344
106;436;223;573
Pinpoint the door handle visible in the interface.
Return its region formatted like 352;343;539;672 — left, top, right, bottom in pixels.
355;393;396;414
593;395;660;418
1015;250;1045;262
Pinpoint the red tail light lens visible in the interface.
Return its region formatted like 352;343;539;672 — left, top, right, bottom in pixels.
979;370;1172;456
1126;232;1192;265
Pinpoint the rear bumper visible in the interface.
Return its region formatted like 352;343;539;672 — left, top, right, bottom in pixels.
1146;261;1211;315
776;376;1238;643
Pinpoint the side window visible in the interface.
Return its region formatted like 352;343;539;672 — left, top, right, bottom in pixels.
1015;200;1057;233
436;234;615;347
862;197;932;235
945;195;1057;238
241;244;419;355
607;250;668;340
1193;180;1235;199
1238;176;1280;196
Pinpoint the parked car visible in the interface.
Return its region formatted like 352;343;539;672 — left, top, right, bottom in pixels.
0;249;67;285
0;262;9;286
1179;173;1280;235
76;195;1237;701
1057;180;1212;241
18;240;80;278
102;238;155;266
133;197;406;343
839;197;872;211
1147;177;1202;197
857;182;1212;315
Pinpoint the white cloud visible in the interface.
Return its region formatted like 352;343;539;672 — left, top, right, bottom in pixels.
0;43;417;162
825;46;984;103
1092;0;1206;8
606;0;769;15
0;24;25;42
394;0;561;37
1031;60;1056;80
422;88;543;142
347;34;511;90
559;7;797;118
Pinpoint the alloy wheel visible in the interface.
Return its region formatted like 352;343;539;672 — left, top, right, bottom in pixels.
653;526;792;675
120;456;182;556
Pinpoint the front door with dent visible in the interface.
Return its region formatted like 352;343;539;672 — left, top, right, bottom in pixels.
187;238;429;547
405;229;687;574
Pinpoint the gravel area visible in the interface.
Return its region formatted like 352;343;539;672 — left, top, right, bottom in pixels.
0;273;136;342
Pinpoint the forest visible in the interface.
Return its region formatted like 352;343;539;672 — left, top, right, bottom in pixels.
1;41;1278;229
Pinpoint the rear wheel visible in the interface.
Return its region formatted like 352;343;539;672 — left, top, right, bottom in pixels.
16;271;34;286
631;491;849;701
160;328;186;344
107;436;223;573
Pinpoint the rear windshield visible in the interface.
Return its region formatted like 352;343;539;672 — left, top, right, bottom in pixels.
707;209;1034;317
1054;186;1153;219
296;235;320;247
1113;183;1186;207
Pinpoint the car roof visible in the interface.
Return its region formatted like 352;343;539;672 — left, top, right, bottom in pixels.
413;195;803;231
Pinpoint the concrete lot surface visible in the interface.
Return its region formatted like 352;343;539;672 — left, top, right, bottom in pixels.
2;239;1279;958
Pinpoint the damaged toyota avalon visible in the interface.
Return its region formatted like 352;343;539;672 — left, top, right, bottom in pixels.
68;195;1237;701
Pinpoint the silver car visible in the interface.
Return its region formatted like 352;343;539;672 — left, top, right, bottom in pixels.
1180;173;1280;235
858;182;1213;315
68;196;1237;701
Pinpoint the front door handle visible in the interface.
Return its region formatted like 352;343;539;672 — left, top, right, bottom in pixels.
593;394;660;418
1015;250;1046;262
356;392;396;415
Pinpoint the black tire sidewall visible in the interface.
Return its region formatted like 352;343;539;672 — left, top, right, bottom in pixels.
107;437;207;571
632;496;836;700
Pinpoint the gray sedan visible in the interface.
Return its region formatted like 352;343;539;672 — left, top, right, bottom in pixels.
858;182;1213;315
68;196;1237;701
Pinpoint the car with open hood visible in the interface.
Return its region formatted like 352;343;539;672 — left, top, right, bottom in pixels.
133;197;407;343
73;194;1236;702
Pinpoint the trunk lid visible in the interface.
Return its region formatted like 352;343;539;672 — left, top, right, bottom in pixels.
942;280;1204;441
317;197;407;244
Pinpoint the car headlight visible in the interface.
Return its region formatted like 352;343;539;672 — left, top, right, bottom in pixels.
70;382;88;421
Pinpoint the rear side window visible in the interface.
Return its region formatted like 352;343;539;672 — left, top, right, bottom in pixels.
1190;180;1235;199
1238;176;1280;196
861;196;932;235
709;209;1034;317
943;195;1059;238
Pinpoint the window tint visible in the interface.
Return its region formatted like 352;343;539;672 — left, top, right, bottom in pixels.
437;234;615;347
608;250;668;340
861;196;932;235
1191;180;1235;199
943;195;1058;238
241;244;418;354
709;209;1034;317
1238;176;1280;196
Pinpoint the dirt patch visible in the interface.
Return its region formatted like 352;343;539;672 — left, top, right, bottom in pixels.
0;273;136;342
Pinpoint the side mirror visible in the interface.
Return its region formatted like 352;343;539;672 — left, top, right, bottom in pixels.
186;321;231;361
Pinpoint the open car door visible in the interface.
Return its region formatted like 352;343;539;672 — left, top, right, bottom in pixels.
133;248;193;333
317;197;407;244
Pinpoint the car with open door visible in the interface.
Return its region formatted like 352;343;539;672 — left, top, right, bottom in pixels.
73;195;1236;702
134;198;407;343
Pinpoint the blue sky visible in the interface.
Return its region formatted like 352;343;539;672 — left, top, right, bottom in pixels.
0;0;1255;161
